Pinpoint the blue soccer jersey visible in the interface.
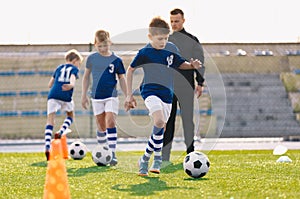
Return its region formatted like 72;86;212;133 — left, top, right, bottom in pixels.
86;52;125;99
48;64;79;102
130;42;185;103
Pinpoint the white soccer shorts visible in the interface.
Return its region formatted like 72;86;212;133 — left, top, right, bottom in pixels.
91;97;119;115
47;99;74;115
144;95;172;123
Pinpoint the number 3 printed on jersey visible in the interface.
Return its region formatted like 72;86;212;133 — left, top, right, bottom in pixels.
109;64;115;73
58;65;72;82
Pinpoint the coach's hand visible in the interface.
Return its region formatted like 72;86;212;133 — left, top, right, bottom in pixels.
195;85;203;98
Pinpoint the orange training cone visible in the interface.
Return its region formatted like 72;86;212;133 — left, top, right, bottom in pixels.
61;135;69;159
43;139;71;199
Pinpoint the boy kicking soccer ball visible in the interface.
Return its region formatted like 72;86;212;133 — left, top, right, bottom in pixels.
125;16;202;176
44;49;83;161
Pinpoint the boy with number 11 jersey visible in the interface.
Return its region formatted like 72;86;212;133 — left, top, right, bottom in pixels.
44;49;83;161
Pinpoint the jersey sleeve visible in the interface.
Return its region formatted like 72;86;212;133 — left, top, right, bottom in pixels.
85;54;93;69
52;70;57;78
172;46;185;68
71;67;79;79
52;66;60;78
115;58;126;74
130;50;144;68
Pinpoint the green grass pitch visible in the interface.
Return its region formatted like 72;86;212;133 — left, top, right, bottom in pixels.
0;150;299;199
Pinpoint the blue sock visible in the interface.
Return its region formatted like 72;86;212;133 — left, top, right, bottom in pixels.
142;126;164;162
96;130;107;145
107;127;117;153
59;116;73;135
44;125;53;151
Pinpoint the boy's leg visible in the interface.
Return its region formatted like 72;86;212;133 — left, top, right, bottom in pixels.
56;102;74;138
149;126;164;174
142;126;164;161
96;130;107;144
44;124;53;161
107;127;118;166
107;127;117;151
105;99;119;166
138;124;164;175
95;113;107;144
140;96;170;175
44;112;55;161
58;115;73;137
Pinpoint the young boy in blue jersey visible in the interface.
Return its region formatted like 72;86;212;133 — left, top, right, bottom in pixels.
44;49;83;161
125;16;202;176
81;30;128;166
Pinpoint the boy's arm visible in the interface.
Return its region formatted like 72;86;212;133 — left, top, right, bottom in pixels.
81;68;91;109
117;74;128;98
62;74;76;91
126;66;134;97
125;66;136;111
48;77;54;88
178;58;202;70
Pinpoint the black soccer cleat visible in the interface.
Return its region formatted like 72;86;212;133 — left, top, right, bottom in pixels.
54;132;61;139
45;150;50;161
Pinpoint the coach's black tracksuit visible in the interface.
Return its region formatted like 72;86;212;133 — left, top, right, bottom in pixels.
162;28;205;161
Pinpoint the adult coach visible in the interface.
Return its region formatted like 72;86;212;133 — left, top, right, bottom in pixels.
162;8;205;162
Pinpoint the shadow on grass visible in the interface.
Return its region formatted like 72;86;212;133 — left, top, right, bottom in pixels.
67;165;110;177
30;161;47;167
112;176;189;196
160;162;183;174
184;177;210;181
30;160;110;177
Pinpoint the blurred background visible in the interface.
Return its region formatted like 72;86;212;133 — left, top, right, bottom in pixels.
1;0;300;141
1;42;300;141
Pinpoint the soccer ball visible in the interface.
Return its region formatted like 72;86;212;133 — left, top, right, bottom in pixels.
92;144;112;166
69;140;88;160
183;151;210;178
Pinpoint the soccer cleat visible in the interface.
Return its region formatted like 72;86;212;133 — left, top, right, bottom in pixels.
138;157;149;176
149;160;162;174
45;150;50;161
54;132;61;139
110;152;118;166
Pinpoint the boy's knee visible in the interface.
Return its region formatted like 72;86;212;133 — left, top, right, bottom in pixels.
154;119;165;128
107;119;116;128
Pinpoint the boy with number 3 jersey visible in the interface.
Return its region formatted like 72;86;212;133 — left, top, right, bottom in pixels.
81;30;128;166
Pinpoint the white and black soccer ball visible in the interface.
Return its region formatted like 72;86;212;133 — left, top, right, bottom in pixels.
92;144;112;166
183;151;210;178
69;140;88;160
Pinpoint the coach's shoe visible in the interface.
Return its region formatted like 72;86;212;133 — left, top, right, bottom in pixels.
110;152;118;166
138;157;149;176
45;150;50;161
149;160;162;174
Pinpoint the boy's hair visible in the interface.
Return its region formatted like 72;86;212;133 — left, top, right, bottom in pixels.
94;30;110;43
65;49;83;62
149;17;170;35
170;8;184;17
